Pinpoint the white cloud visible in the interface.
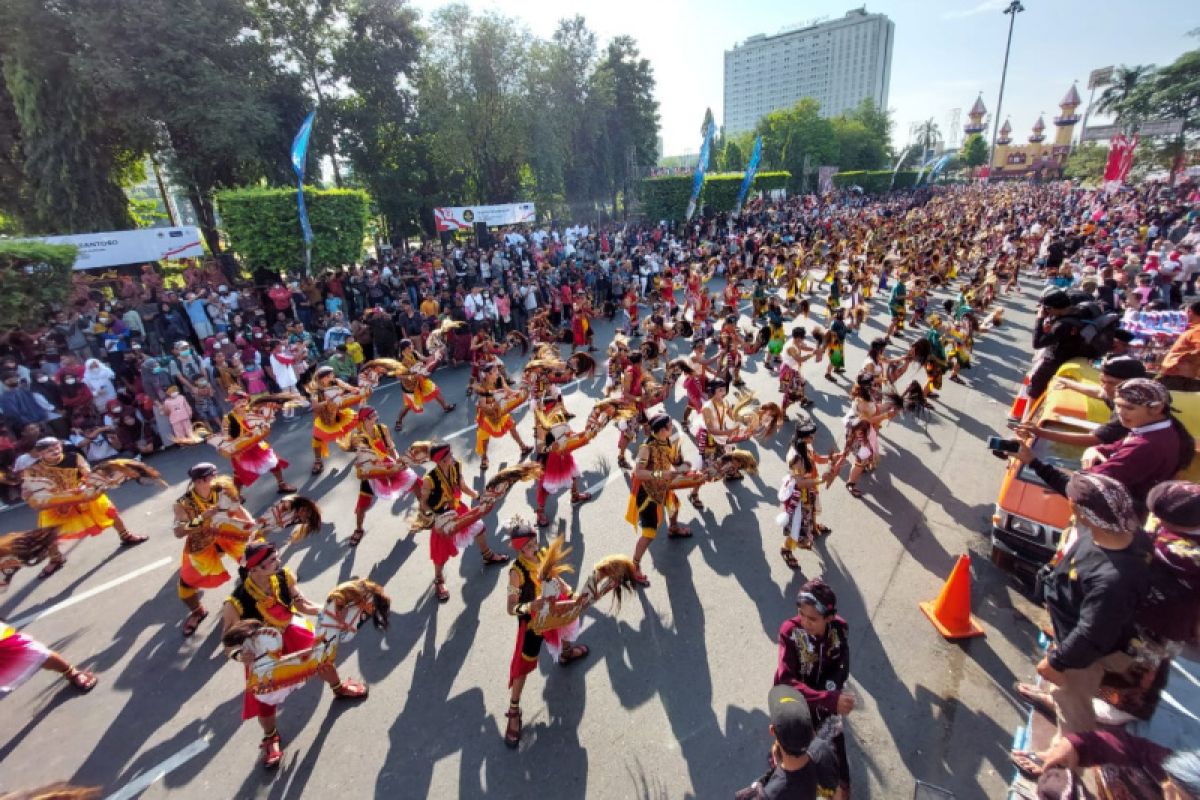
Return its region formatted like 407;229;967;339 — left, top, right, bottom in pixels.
942;0;1009;20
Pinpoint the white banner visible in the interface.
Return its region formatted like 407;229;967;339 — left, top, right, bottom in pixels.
27;226;206;271
433;203;535;232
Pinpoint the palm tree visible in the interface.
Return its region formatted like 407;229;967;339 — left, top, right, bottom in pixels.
915;118;941;159
1095;64;1156;125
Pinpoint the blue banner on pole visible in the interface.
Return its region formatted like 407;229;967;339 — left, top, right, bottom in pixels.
888;148;913;190
291;111;316;181
733;136;763;216
927;153;954;183
685;120;715;221
291;111;316;268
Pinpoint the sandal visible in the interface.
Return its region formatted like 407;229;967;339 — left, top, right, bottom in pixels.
949;375;966;385
443;403;457;413
181;607;209;637
64;667;98;693
119;533;148;546
331;678;369;699
311;460;324;475
1014;682;1056;719
631;568;650;588
689;494;705;511
816;524;832;537
434;578;450;603
261;732;283;770
504;705;522;749
38;554;67;580
479;457;489;471
668;524;692;539
616;455;631;470
1009;750;1046;780
348;528;366;547
558;643;589;665
394;419;404;432
519;446;533;460
780;548;800;570
570;492;591;506
481;550;509;566
276;482;297;494
847;484;864;499
536;511;550;528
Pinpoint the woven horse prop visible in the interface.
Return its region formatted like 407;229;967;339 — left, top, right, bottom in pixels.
221;579;390;704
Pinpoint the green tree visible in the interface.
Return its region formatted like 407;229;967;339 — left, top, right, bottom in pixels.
0;0;139;233
914;118;941;159
1096;64;1157;127
723;140;745;172
754;98;837;192
0;240;77;328
962;134;988;168
68;0;307;251
1142;49;1200;180
848;97;893;156
1063;144;1109;181
831;117;887;170
590;36;660;215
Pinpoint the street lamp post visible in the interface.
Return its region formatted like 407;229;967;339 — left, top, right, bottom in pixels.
986;0;1025;182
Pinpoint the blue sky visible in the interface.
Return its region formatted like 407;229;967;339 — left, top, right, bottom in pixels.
409;0;1197;156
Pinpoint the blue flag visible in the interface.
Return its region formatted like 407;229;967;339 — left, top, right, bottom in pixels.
927;153;954;183
291;111;316;269
733;136;763;216
685;120;715;222
888;148;913;190
913;153;941;186
291;110;316;181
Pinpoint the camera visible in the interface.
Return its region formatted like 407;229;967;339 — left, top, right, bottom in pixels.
986;435;1021;455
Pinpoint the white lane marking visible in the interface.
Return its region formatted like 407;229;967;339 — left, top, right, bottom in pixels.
11;556;173;630
104;734;213;800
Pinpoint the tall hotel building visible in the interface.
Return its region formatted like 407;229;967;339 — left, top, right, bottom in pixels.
723;8;894;135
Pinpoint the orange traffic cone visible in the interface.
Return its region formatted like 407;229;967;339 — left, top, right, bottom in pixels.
920;554;985;639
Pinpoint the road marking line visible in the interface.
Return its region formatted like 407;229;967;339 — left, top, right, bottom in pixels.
581;471;624;496
104;734;212;800
11;556;173;630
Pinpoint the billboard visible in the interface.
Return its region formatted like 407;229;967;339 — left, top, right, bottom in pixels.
433;203;536;232
1081;119;1183;142
28;226;206;271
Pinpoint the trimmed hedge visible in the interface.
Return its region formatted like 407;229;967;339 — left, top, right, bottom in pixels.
640;170;793;221
217;187;369;274
831;170;920;193
0;240;78;328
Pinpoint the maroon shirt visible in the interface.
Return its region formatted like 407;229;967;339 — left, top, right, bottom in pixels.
1091;419;1193;511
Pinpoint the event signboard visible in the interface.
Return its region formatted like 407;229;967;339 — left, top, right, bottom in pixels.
29;226;206;271
433;203;536;231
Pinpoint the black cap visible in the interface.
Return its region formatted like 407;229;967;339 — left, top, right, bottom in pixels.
768;684;815;755
1147;481;1200;530
1041;287;1071;309
1100;356;1146;380
188;462;218;480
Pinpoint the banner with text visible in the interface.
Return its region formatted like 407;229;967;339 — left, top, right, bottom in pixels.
434;203;536;232
32;227;206;271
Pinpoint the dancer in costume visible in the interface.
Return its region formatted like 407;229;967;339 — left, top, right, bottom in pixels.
615;351;649;470
349;407;420;547
417;443;509;602
776;418;831;568
823;309;848;381
472;371;532;472
603;335;631;397
393;339;456;432
220;542;368;769
1;619;97;696
689;378;742;511
309;365;370;474
627;414;700;586
502;520;590;747
20;437;147;578
622;286;640;338
922;314;950;399
218;392;296;493
779;327;815;416
570;298;596;354
680;338;717;427
531;393;595;528
173;462;256;637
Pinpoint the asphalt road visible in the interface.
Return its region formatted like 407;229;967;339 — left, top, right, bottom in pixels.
0;279;1048;799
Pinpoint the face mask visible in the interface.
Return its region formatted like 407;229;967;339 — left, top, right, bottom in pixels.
65;378;77;385
37;375;49;383
180;349;191;356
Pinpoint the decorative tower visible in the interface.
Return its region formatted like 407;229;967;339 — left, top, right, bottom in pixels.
996;119;1012;145
1028;115;1046;144
1054;84;1081;147
964;95;988;136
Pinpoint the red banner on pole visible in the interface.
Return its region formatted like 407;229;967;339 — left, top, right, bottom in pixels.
1104;134;1138;184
